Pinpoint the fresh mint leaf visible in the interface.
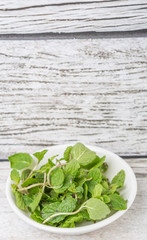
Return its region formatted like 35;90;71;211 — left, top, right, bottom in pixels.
28;186;40;194
10;169;20;185
92;184;103;198
31;210;44;224
83;183;88;201
102;195;110;204
42;202;61;219
65;160;80;178
64;146;72;162
111;170;125;188
8;153;33;170
11;184;26;210
48;157;56;167
23;194;35;206
87;168;102;183
102;180;109;190
33;150;48;163
42;196;77;224
54;175;71;194
59;210;90;228
39;162;51;173
75;186;84;199
58;196;77;214
86;198;110;220
92;156;106;169
10;142;128;228
21;177;38;187
87;180;97;194
109;184;118;194
100;162;108;173
29;190;43;212
71;143;96;169
87;168;102;194
35;172;44;182
50;167;64;187
68;183;76;193
109;194;127;210
76;169;86;179
21;169;31;181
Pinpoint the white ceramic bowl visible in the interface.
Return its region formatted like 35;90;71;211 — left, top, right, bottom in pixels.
6;145;137;235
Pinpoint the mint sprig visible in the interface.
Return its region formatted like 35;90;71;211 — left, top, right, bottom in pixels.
8;143;127;228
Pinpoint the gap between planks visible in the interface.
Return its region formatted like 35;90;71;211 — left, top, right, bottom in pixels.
0;30;147;40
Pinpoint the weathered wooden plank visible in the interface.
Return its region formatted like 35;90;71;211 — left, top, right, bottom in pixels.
0;159;147;239
0;38;147;158
0;0;147;33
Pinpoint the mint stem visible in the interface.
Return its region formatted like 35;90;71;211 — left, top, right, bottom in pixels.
47;162;66;187
42;200;88;224
18;183;44;192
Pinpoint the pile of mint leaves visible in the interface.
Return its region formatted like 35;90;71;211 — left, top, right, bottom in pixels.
8;143;127;228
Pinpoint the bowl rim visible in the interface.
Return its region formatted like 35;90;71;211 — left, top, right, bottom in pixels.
6;144;137;235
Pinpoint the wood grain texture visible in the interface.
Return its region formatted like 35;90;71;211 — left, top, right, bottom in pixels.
0;38;147;158
0;0;147;33
1;158;147;239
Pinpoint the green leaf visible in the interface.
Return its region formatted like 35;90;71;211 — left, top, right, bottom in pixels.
42;196;77;224
50;189;59;199
31;210;44;224
34;172;44;182
87;180;97;194
48;157;56;167
92;184;103;198
29;190;43;212
68;183;76;193
75;186;84;199
50;167;64;187
87;168;102;194
100;163;108;173
21;169;31;181
77;176;86;186
102;180;109;190
11;184;26;210
87;168;102;183
71;143;97;169
8;153;33;170
33;150;48;163
85;198;110;220
109;184;118;194
21;177;38;187
92;156;106;169
39;162;51;173
10;169;20;185
65;160;80;178
111;170;125;188
64;146;72;162
54;175;71;194
41;192;59;204
102;195;110;204
28;186;40;194
83;183;88;201
23;194;35;206
42;202;61;219
58;196;77;214
109;194;127;210
76;169;86;179
59;210;90;228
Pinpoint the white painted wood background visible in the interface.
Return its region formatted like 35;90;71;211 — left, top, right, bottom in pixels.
0;0;147;239
0;0;147;33
0;39;147;158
